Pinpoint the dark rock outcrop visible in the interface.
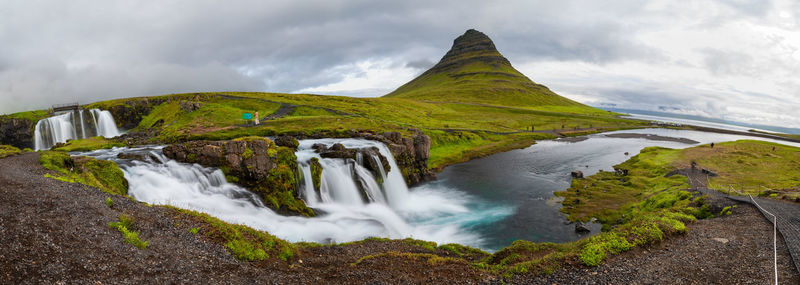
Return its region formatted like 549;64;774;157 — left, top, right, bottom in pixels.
179;100;202;112
571;171;584;179
313;144;391;184
0;118;35;149
163;138;275;182
163;137;314;217
103;98;166;130
274;136;299;149
378;131;436;185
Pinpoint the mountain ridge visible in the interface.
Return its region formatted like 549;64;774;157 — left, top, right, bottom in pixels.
385;29;596;113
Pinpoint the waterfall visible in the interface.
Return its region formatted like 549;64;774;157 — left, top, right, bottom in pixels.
75;139;513;249
33;109;121;150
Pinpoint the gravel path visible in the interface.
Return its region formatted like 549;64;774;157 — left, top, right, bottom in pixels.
529;203;799;284
728;195;800;277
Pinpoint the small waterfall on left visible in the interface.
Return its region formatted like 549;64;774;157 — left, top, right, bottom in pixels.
34;109;121;150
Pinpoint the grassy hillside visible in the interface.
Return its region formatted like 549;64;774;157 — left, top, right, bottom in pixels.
385;29;603;115
160;92;644;169
5;91;645;170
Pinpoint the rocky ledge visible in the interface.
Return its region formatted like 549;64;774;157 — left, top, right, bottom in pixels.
360;130;436;185
284;129;436;186
0;117;35;150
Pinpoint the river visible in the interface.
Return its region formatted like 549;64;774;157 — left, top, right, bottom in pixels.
74;128;800;252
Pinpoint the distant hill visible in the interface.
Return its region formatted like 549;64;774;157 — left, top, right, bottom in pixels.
385;29;598;113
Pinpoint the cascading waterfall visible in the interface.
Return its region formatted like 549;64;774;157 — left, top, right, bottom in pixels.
34;109;121;150
76;139;514;249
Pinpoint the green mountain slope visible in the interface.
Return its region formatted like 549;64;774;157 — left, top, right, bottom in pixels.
385;29;597;114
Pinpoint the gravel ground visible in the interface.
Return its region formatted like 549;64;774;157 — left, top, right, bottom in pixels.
526;202;799;284
0;153;494;284
2;153;798;284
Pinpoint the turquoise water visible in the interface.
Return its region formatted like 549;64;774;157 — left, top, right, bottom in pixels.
421;128;800;251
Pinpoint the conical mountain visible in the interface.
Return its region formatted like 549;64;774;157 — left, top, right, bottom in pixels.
385;29;591;111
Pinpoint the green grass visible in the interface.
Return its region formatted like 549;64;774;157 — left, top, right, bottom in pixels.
10;90;646;173
52;136;128;152
108;214;149;249
352;251;465;266
135;95;282;141
0;144;22;158
39;151;128;195
428;130;554;169
105;197;114;208
169;207;296;262
1;109;51;122
556;146;690;226
676;140;800;197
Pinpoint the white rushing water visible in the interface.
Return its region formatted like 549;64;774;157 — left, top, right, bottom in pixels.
86;139;512;248
34;109;121;150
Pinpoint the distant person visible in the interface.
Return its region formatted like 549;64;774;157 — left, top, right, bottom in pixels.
773;146;776;151
710;142;715;148
254;111;260;125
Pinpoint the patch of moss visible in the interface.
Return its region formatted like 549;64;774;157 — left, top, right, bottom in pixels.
578;232;632;266
352;251;464;266
259;146;314;217
39;151;128;195
437;243;488;257
0;144;22;158
52;136;127;152
309;157;322;193
242;146;254;160
168;207;296;262
108;214;149;249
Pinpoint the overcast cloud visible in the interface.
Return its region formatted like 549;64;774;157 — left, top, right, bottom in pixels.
1;0;799;128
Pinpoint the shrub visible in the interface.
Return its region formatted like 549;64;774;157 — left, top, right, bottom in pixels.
105;197;114;208
579;232;632;266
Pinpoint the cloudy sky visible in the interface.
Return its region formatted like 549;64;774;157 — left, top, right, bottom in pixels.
1;1;799;128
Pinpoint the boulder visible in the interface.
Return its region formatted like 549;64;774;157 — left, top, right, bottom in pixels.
571;171;584;179
311;143;328;152
360;147;391;179
413;133;431;160
179;100;202;112
319;143;357;160
382;132;403;144
274;136;299;149
575;222;591;233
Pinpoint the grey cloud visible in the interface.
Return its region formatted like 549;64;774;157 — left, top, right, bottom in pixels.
699;48;758;77
0;0;667;113
405;59;435;70
0;0;797;131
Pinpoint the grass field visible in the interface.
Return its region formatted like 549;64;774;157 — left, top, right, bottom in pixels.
675;140;800;197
